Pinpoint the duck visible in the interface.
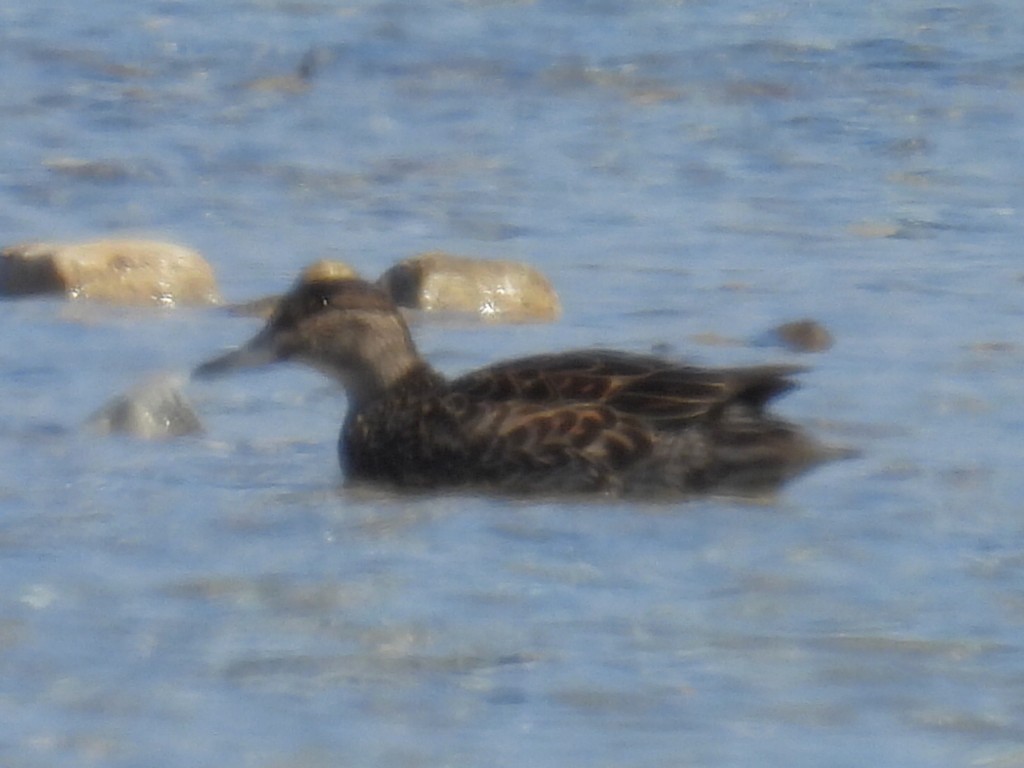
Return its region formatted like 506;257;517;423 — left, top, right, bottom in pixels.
195;276;843;497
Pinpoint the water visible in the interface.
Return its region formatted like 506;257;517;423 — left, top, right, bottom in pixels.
1;1;1023;765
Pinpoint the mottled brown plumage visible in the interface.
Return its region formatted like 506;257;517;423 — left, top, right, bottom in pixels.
196;277;841;496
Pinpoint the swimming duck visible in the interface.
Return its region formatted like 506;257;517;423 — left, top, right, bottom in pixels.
195;277;841;496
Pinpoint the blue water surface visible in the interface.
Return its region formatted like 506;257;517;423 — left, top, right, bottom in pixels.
1;1;1023;766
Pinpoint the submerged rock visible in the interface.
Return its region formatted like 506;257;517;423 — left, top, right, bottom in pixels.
377;251;561;323
87;374;203;439
766;319;834;353
239;47;328;95
0;238;222;306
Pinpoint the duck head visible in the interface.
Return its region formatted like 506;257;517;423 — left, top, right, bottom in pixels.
195;277;422;405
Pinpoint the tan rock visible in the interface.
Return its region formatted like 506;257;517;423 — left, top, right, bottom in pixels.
227;260;359;318
848;220;902;239
299;259;358;283
0;238;222;306
377;251;561;323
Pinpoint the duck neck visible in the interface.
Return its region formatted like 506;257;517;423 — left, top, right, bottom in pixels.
316;318;436;410
357;347;427;406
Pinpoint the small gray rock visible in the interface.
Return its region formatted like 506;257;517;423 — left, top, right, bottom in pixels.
88;374;203;439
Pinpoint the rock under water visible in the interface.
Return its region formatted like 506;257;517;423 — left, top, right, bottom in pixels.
87;373;203;439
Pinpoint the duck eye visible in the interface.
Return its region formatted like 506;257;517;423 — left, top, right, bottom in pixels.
306;291;331;312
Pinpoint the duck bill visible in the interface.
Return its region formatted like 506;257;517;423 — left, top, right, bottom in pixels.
193;327;286;379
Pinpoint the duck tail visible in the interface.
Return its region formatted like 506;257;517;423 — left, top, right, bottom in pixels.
693;419;855;495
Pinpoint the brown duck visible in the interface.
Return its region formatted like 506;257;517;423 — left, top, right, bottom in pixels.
195;277;843;496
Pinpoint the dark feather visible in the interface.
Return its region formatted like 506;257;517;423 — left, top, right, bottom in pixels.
344;351;822;495
453;350;804;426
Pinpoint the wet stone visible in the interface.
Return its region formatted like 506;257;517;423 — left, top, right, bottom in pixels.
0;239;222;306
377;251;561;323
87;374;203;439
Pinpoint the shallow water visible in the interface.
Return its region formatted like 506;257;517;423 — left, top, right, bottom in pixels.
2;1;1024;766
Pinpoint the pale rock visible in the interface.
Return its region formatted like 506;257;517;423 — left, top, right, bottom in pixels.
87;374;203;439
0;238;222;306
377;251;561;323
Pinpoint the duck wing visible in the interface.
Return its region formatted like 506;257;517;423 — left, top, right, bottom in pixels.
450;350;803;428
443;395;656;492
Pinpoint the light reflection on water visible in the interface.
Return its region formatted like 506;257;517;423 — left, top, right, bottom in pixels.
1;1;1023;766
